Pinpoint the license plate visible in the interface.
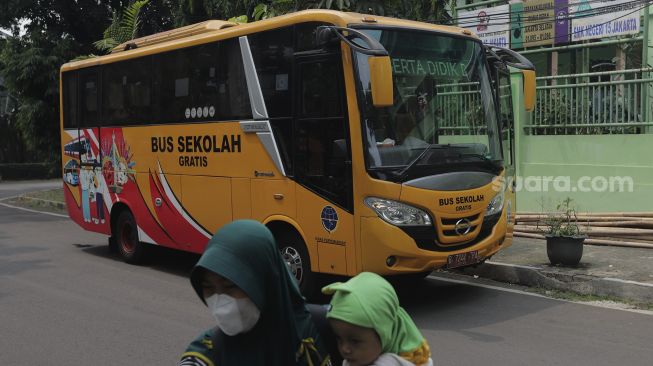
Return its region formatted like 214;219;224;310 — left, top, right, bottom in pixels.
447;250;480;269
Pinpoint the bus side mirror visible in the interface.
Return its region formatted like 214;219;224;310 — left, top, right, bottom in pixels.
369;56;393;107
522;69;536;112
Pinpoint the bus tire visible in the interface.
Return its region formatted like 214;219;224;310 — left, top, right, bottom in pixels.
276;230;317;299
115;210;146;264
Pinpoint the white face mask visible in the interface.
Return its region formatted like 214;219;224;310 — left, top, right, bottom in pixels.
206;293;260;336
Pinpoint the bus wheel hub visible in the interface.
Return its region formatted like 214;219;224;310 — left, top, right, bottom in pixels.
280;246;303;283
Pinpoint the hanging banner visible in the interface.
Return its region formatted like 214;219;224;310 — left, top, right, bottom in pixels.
570;0;640;42
458;4;510;47
522;0;555;47
554;0;570;44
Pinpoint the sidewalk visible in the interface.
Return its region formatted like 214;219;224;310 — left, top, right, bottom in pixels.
455;236;653;304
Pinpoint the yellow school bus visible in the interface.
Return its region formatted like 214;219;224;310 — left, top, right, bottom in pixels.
60;10;535;294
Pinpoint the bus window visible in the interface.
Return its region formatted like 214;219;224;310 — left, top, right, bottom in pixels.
62;71;78;129
80;70;99;126
155;43;220;123
248;27;293;118
299;61;342;118
103;57;152;125
497;69;514;166
295;57;350;210
218;38;252;120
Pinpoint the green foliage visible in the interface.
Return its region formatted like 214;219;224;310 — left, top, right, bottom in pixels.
407;0;453;23
228;15;249;23
253;0;295;20
0;32;79;162
540;197;585;237
174;0;255;25
176;0;451;25
317;0;351;10
94;0;150;53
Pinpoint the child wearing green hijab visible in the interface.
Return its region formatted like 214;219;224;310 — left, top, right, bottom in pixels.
322;272;433;366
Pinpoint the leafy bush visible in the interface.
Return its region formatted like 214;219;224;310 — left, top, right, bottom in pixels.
540;197;585;237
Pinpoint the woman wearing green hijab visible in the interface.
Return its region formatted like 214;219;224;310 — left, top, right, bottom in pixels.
178;220;331;366
322;272;432;366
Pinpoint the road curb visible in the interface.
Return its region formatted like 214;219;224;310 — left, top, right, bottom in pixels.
0;194;66;212
456;261;653;304
18;195;66;210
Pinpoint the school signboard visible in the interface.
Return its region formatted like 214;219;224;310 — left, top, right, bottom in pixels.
523;0;555;47
458;4;510;47
570;0;640;42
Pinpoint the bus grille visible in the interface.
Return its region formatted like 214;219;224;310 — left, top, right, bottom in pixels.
399;212;501;252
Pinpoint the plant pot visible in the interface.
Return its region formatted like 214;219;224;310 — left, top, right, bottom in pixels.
545;235;585;266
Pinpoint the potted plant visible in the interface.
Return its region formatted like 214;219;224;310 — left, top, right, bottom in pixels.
540;197;586;266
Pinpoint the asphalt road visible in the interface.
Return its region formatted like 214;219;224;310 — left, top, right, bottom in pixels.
1;181;652;365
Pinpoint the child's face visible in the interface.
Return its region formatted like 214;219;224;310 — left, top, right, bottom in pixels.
329;318;382;366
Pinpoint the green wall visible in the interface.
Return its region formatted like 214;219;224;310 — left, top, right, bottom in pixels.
516;134;653;212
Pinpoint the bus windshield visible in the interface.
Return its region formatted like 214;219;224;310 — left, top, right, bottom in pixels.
354;29;502;179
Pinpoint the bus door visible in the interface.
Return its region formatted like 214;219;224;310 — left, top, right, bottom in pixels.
292;53;355;275
496;66;516;232
77;67;105;226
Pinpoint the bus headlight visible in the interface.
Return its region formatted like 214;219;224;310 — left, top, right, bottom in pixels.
364;197;432;226
485;190;505;216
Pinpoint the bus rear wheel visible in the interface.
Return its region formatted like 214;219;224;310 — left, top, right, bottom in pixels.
115;210;146;264
276;230;317;299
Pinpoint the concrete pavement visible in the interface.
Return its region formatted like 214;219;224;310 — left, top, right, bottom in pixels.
456;236;653;304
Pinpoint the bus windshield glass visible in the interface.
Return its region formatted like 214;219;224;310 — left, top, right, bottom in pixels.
354;29;502;177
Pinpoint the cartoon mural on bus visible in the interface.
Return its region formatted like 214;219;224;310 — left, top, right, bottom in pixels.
63;159;80;186
101;131;135;194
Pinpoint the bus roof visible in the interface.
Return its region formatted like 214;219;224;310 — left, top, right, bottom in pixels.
61;10;477;72
111;20;239;52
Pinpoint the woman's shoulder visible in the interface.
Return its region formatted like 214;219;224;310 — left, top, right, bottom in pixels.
178;328;220;366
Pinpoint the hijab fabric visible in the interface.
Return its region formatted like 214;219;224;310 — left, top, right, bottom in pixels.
322;272;424;355
190;220;319;366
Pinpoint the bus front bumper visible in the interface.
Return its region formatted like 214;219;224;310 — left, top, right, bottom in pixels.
359;215;510;275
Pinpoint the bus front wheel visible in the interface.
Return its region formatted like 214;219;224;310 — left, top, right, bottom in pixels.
115;210;146;264
276;230;317;299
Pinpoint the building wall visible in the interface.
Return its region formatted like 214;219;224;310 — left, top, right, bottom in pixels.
515;134;653;212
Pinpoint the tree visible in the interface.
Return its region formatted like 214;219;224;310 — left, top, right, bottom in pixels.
174;0;257;25
94;0;150;53
0;32;78;163
0;1;174;165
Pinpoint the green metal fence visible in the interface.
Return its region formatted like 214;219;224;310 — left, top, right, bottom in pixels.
528;68;653;135
435;81;485;135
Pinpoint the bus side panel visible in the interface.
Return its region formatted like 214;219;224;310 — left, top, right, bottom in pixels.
294;185;354;276
181;175;233;244
113;172;177;248
232;178;252;220
251;179;296;221
503;181;515;249
62;128;111;235
94;127;213;252
62;128;84;223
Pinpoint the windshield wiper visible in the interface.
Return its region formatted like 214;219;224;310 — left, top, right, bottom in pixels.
457;153;502;168
397;144;450;181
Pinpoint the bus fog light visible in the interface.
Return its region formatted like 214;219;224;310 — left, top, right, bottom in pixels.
386;256;397;267
364;197;432;226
